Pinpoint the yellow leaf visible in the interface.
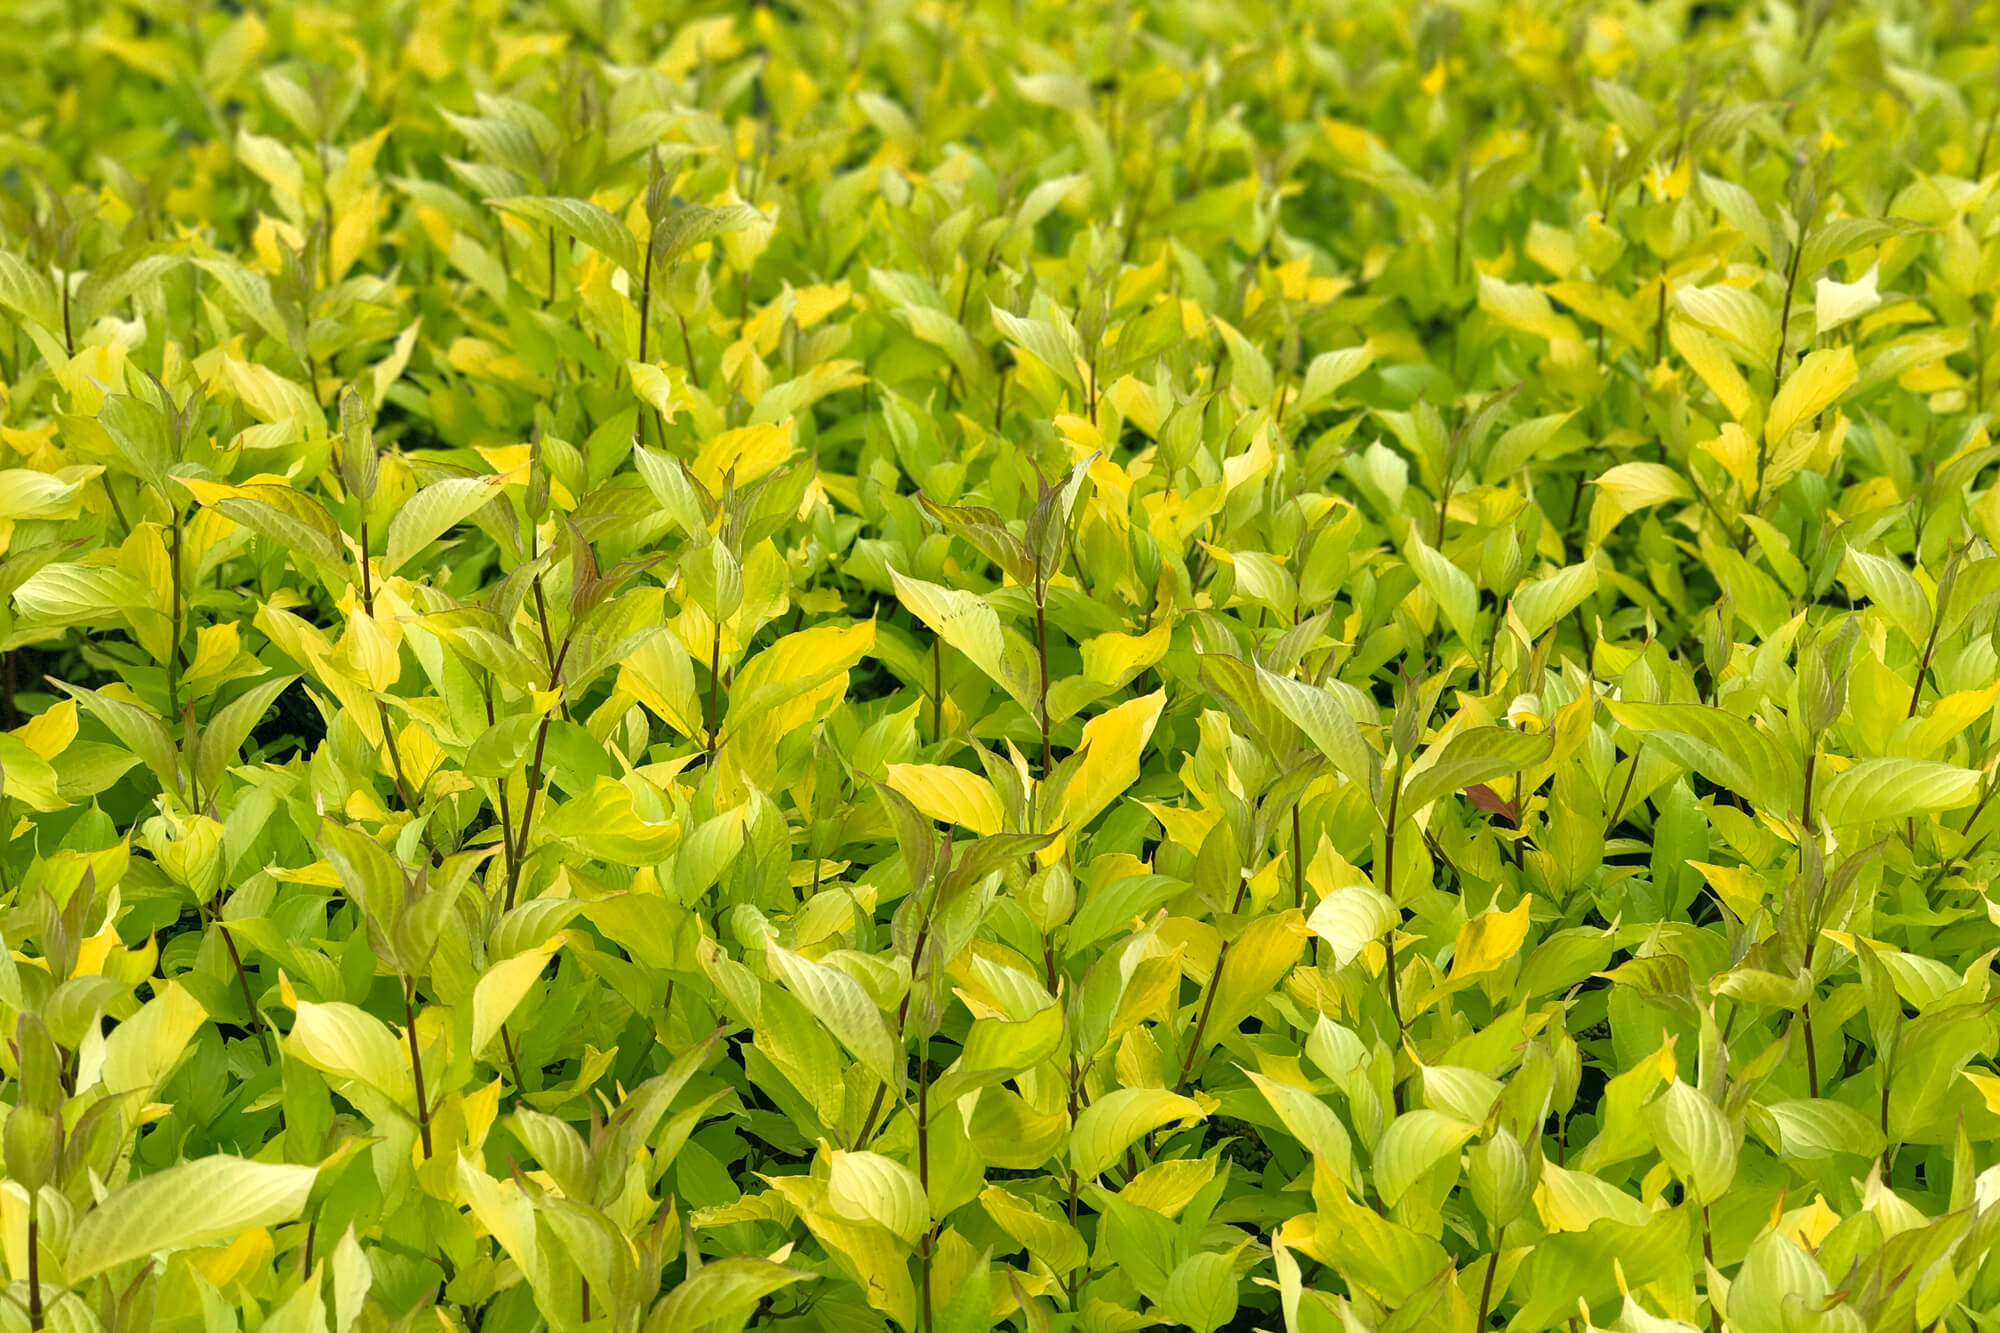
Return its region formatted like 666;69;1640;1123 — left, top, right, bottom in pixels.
1766;346;1857;444
1670;317;1753;422
1450;897;1531;980
13;700;77;760
1544;280;1649;352
1779;1195;1843;1250
1477;274;1578;343
1052;692;1166;860
885;764;1005;835
1691;862;1768;921
693;420;796;490
1204;911;1307;1039
1698;423;1760;495
1965;1069;2000;1116
1905;683;2000;759
330;183;381;284
339;609;401;693
1815;263;1881;336
471;943;561;1060
1080;621;1170;687
1138;800;1220;854
1536;1161;1652;1232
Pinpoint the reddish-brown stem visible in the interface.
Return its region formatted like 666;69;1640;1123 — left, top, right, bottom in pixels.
403;975;433;1159
216;918;273;1061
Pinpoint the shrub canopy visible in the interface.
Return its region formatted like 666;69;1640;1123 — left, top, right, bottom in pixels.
3;1;2000;1331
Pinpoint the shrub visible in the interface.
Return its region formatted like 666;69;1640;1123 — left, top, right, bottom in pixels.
2;2;1999;1331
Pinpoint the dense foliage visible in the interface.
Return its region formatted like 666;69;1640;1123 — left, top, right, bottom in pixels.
4;0;2000;1329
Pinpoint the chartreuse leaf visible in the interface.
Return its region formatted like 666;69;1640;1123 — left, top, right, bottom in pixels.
470;940;561;1060
1306;1158;1452;1304
1306;887;1398;965
287;999;413;1103
1815;758;1980;825
1256;664;1378;795
0;250;60;331
176;478;346;574
1071;1089;1206;1179
646;1257;814;1333
191;674;297;798
980;1186;1088;1273
383;473;514;574
1727;1232;1829;1333
57;682;181;797
67;1157;317;1277
765;942;900;1087
825;1149;929;1245
1605;700;1797;813
1762;1098;1885;1159
1648;1081;1737;1203
889;569;1039;713
1404;531;1479;646
1245;1070;1355;1188
487;195;641;276
1372;1109;1476;1205
1162;1247;1243;1333
649;202;763;269
95;981;208;1095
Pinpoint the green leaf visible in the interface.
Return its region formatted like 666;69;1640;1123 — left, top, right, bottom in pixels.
1399;726;1553;821
191;674;297;799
